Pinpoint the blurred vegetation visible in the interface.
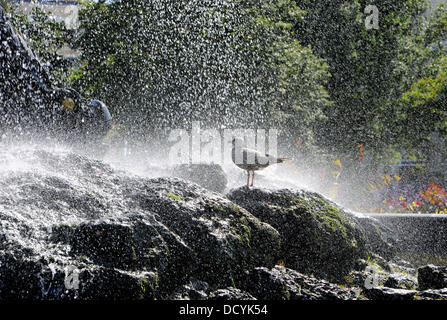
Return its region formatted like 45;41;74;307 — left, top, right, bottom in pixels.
292;1;446;159
67;0;332;151
6;0;447;168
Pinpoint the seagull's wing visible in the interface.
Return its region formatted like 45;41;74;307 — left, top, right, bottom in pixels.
241;147;271;165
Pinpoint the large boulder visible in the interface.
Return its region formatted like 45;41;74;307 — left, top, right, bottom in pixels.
168;278;211;300
171;163;228;193
418;265;447;290
209;288;257;300
240;266;363;300
227;187;368;282
51;213;196;295
362;287;418;301
362;285;447;301
415;288;447;300
0;7;57;134
0;147;280;299
384;273;417;290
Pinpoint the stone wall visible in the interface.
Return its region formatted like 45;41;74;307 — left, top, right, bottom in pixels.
369;214;447;265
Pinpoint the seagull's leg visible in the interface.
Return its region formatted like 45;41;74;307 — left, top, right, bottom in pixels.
252;171;256;187
247;171;250;187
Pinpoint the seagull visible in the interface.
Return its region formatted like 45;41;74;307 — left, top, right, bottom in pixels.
231;137;288;187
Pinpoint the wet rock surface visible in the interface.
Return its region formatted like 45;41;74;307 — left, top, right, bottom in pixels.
363;287;418;301
240;266;364;300
0;147;447;300
355;217;397;260
209;288;257;300
0;7;58;134
171;163;228;193
384;273;418;290
227;187;368;282
415;288;447;300
0;148;280;299
418;265;447;290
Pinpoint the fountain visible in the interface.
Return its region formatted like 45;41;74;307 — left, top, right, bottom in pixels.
1;1;447;302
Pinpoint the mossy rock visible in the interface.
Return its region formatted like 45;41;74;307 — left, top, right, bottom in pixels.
51;212;197;296
133;178;281;288
77;267;158;300
228;187;368;282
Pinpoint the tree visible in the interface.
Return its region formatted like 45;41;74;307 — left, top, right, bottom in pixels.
387;4;447;161
292;0;431;159
70;0;331;152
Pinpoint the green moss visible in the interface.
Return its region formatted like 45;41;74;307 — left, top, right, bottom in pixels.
316;204;348;237
374;223;381;234
290;194;349;238
167;192;183;202
138;278;147;297
230;276;237;289
241;225;251;247
137;273;158;299
291;196;314;209
366;256;386;273
390;265;410;275
344;275;354;285
326;205;343;220
230;204;243;213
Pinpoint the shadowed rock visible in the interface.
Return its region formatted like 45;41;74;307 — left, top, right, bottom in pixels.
0;147;280;299
240;266;363;300
384;273;417;290
171;163;228;193
228;187;368;282
415;288;447;300
362;287;418;301
209;288;257;300
355;216;397;260
2;146;447;300
418;265;447;290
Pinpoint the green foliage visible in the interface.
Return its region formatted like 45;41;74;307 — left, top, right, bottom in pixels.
425;3;447;46
0;0;17;14
402;57;447;111
5;0;447;168
70;0;331;149
248;0;331;153
381;147;403;166
0;0;10;11
397;53;447;153
292;0;434;158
